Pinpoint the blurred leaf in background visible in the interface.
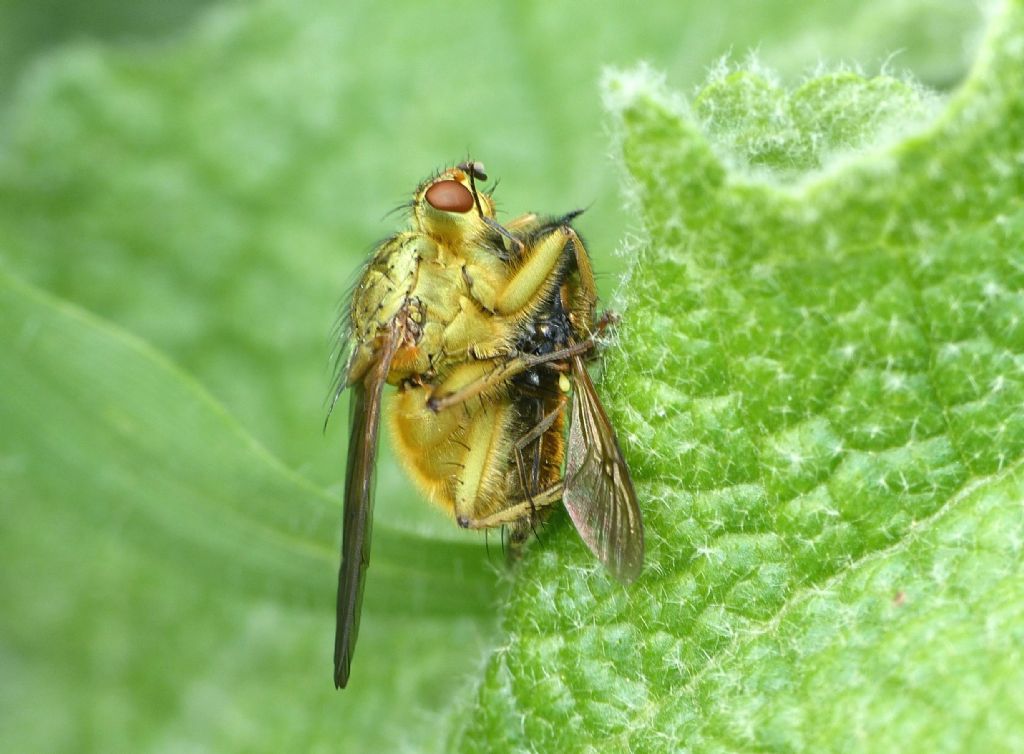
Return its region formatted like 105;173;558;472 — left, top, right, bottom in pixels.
0;0;213;92
0;0;1007;751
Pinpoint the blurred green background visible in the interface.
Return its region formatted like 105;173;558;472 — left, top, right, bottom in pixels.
0;0;985;751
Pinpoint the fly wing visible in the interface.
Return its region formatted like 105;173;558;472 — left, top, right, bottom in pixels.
563;354;644;582
334;320;401;688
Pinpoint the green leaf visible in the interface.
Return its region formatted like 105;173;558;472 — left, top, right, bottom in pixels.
456;2;1024;751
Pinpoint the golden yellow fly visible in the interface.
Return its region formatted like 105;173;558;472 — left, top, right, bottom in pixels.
331;162;643;688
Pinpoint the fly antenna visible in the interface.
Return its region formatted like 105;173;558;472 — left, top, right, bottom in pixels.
458;160;488;216
458;160;524;254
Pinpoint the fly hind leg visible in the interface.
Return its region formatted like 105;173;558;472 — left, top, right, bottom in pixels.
459;483;562;567
455;483;563;531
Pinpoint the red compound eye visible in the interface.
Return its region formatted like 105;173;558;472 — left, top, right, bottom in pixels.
425;180;474;213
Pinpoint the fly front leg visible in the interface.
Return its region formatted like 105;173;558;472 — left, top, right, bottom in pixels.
458;223;598;363
465;225;575;317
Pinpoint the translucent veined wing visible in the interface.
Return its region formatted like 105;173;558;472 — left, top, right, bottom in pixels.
334;319;401;688
562;354;644;581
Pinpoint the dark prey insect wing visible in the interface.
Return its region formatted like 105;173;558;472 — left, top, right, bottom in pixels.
562;354;644;582
334;320;401;688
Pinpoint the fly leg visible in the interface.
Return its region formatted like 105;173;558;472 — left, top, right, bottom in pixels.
429;309;621;415
464;226;572;316
456;397;566;555
512;396;566;503
455;484;564;530
426;338;594;413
